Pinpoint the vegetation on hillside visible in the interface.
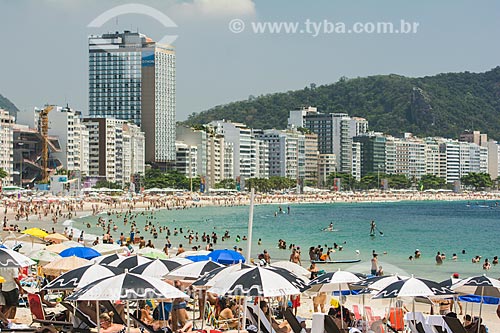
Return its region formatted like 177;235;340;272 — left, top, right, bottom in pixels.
185;67;500;140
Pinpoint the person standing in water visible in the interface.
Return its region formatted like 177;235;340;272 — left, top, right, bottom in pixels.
370;220;376;235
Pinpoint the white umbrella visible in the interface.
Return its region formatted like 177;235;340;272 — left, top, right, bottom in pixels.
92;243;125;255
43;263;123;290
108;255;152;269
130;259;185;279
451;275;500;333
28;249;61;265
176;250;210;258
3;240;46;255
192;263;252;288
305;269;362;329
67;272;190;333
208;266;304;297
271;261;310;278
63;241;84;248
0;247;36;267
166;260;223;280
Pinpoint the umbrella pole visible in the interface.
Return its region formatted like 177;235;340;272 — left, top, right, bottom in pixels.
258;297;261;333
339;286;344;329
96;301;100;333
201;291;205;330
362;294;366;333
477;287;484;333
127;300;130;333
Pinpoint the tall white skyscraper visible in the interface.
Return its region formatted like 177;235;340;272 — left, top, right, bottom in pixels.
88;31;176;166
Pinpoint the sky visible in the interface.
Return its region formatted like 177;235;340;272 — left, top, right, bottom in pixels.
0;0;499;121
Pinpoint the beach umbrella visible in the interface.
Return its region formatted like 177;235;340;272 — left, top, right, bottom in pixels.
66;271;190;333
3;232;47;244
22;228;48;239
165;260;223;280
451;275;500;333
208;266;303;297
108;255;152;270
192;263;252;288
2;240;46;255
207;249;245;265
43;263;123;290
45;243;70;254
305;269;362;329
166;257;193;265
185;255;211;262
138;248;169;259
351;275;409;292
0;247;36;267
63;240;85;248
176;250;210;258
44;233;68;244
305;269;362;293
373;276;455;299
92;253;124;265
60;247;101;260
66;271;190;301
91;243;125;255
130;259;184;278
43;256;90;276
28;249;61;265
271;261;310;278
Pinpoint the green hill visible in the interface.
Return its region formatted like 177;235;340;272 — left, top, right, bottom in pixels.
0;94;19;118
185;66;500;140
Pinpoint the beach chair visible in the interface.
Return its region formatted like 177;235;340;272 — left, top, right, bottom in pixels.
323;315;348;333
128;311;157;333
283;308;302;333
404;312;434;333
442;316;467;333
352;305;362;321
27;293;73;330
247;304;276;333
59;302;97;330
364;306;382;325
101;300;126;325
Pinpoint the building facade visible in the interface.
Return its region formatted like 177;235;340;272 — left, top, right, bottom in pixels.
88;31;176;165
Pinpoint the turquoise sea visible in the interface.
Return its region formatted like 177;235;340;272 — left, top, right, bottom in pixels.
72;200;500;281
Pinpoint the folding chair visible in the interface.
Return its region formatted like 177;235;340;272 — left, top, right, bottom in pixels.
27;293;72;329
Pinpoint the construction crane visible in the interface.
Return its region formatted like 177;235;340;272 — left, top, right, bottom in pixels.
40;105;53;183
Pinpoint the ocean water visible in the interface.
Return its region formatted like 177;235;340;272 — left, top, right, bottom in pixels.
71;200;500;281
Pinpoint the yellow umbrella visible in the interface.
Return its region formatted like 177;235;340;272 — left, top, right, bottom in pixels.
44;233;68;244
21;228;49;239
45;243;70;254
0;276;5;283
43;256;90;276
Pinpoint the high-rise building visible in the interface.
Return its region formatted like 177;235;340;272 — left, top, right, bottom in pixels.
288;108;368;173
88;31;176;166
83;118;145;185
0;109;14;185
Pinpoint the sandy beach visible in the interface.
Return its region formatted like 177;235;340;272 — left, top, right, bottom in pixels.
2;190;500;332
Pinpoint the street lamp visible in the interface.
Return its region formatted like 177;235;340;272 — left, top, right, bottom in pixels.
17;142;24;188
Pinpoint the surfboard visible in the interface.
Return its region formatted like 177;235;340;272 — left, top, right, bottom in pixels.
370;233;375;236
311;259;361;264
321;228;339;232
